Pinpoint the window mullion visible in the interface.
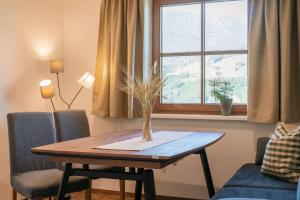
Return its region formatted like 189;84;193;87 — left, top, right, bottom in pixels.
204;50;248;55
200;1;205;105
160;52;202;57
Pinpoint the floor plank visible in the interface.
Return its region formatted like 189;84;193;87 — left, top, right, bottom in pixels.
71;191;139;200
70;190;198;200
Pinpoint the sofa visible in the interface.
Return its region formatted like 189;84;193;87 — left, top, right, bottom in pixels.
212;137;299;200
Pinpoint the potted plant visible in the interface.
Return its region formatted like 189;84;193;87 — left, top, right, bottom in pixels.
209;77;234;116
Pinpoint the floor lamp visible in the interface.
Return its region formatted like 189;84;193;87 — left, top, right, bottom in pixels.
39;59;95;111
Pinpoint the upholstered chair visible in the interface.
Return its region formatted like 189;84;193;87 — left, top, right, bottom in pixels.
53;110;126;200
7;112;90;200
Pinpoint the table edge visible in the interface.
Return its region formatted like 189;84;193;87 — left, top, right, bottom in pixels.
32;131;225;162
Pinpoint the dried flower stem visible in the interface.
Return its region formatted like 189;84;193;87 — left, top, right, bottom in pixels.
120;61;166;141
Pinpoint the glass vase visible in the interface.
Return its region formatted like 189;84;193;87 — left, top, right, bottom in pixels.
142;115;153;141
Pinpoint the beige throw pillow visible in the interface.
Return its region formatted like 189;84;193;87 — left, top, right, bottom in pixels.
261;123;300;182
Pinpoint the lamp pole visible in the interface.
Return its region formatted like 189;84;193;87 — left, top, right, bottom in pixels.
50;97;56;111
56;73;71;108
68;86;84;109
45;59;95;111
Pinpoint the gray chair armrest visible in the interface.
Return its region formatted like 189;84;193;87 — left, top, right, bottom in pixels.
255;137;270;165
297;177;300;200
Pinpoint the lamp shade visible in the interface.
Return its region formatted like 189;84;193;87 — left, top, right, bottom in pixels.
50;59;64;73
78;72;95;89
40;80;55;98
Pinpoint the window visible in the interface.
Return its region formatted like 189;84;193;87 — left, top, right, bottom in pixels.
153;0;248;114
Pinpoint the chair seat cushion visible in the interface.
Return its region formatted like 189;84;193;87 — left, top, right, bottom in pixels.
224;164;297;190
12;169;89;199
211;187;296;200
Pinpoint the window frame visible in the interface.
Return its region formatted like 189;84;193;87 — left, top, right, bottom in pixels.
153;0;248;115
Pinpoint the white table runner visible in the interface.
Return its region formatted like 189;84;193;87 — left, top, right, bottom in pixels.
94;131;193;151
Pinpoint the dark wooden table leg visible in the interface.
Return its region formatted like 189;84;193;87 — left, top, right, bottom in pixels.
199;149;215;198
58;163;72;200
143;169;156;200
134;168;144;200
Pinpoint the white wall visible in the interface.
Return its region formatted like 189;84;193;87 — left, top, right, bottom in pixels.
0;0;64;198
61;0;275;199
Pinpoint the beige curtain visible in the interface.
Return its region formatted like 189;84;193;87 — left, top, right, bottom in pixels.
92;0;144;118
248;0;300;123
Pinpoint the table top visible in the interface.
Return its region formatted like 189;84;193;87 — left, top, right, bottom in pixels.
32;130;224;169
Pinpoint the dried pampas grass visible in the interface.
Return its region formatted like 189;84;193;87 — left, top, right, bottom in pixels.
120;61;166;141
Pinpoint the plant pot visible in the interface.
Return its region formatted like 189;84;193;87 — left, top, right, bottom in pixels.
220;99;233;116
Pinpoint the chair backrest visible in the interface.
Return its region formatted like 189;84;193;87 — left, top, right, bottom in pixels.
255;137;270;165
53;110;90;142
7;112;57;176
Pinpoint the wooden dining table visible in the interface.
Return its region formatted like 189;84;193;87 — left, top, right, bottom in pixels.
32;130;224;200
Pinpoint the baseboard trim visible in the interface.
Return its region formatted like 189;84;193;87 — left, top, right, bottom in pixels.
92;188;198;200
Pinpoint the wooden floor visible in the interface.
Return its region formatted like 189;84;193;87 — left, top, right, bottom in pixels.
70;190;197;200
71;191;142;200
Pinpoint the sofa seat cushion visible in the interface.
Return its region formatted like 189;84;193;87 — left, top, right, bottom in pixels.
224;164;297;190
219;199;268;200
211;187;296;200
12;169;89;199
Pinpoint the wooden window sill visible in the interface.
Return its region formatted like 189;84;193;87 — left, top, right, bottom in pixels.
151;113;248;121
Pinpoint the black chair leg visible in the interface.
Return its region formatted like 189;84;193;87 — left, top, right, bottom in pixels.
57;163;72;200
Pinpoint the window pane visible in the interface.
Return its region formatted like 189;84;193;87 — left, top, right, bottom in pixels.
161;56;201;104
205;0;247;51
161;4;201;53
205;54;247;104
